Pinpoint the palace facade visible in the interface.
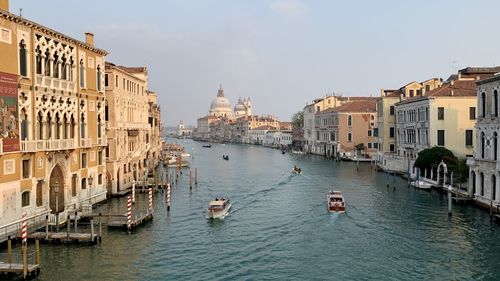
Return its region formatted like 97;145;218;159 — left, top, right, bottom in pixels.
0;2;108;233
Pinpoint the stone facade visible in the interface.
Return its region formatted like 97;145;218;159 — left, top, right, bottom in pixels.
0;5;108;231
468;73;500;206
104;63;162;195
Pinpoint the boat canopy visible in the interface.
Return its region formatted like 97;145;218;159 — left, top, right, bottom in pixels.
209;201;225;206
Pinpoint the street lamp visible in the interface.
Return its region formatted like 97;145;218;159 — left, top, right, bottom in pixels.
53;180;60;232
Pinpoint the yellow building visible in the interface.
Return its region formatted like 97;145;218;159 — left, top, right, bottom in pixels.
104;63;162;195
0;1;108;235
376;78;442;171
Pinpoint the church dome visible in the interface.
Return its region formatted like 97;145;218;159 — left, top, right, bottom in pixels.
234;97;246;112
209;85;233;117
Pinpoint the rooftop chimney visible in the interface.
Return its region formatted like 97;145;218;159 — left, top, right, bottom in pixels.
0;0;9;11
85;32;94;47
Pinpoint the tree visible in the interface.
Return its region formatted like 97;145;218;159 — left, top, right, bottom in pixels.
291;111;304;129
414;146;457;172
355;143;365;153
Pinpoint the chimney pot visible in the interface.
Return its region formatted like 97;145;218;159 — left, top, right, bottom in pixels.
0;0;9;11
85;32;94;47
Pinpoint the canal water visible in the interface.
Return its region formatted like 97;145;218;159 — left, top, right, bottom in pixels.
32;140;500;280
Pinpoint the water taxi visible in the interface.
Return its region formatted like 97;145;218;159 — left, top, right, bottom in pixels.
328;191;346;213
207;198;232;219
410;180;432;190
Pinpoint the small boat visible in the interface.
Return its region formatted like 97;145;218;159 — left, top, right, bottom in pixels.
222;155;230;160
281;150;286;155
202;144;212;148
410;180;432;190
328;191;346;213
207;198;232;219
292;166;302;174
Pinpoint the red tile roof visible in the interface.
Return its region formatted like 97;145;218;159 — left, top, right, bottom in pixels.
397;79;477;105
327;99;377;113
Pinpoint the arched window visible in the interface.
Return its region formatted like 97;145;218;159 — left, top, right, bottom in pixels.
55;113;61;139
79;59;85;88
80;114;86;138
46;112;52;140
494;132;498;161
21;191;30;207
481;132;485;159
37;112;43;140
81;178;87;190
53;52;59;78
492;175;497;201
347;115;352;126
480;172;485;196
19;40;27;76
20;109;28;140
69;56;74;81
494;90;499;118
35;47;42;75
481;92;486;118
97;115;102;138
70;115;75;138
44;49;51;76
63;114;68;139
61;55;67;80
97;65;102;92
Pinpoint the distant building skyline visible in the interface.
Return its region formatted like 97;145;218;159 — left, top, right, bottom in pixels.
10;0;500;126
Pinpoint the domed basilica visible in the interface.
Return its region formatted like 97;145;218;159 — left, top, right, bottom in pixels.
209;85;252;118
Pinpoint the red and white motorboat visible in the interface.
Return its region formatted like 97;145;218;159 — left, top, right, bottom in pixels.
207;197;232;219
327;191;346;213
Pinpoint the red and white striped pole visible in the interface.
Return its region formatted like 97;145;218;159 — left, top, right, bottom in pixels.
166;183;171;212
148;187;153;213
21;211;27;244
127;196;132;231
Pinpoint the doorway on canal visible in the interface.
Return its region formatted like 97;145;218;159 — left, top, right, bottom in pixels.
49;165;65;214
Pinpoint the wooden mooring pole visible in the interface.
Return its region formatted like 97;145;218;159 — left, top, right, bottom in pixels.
189;169;192;189
195;168;198;185
7;236;12;265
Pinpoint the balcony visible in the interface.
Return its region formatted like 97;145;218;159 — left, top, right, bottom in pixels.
81;138;92;148
35;75;76;92
22;139;78;152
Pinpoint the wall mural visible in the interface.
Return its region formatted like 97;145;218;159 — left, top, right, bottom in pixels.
0;71;19;152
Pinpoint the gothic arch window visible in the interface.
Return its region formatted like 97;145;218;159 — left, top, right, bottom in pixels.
55;113;61;139
481;92;486;118
44;49;51;77
63;114;68;139
481;132;485;159
79;59;85;88
494;132;498;161
37;111;43;140
61;55;67;80
46;112;52;140
53;52;59;78
97;65;102;92
69;56;74;81
80;113;86;138
70;115;75;138
494;90;499;118
35;47;42;75
19;40;27;76
20;108;28;140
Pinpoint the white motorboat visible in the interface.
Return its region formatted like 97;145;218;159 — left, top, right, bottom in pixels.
328;191;346;213
207;198;232;219
410;180;432;190
292;166;302;174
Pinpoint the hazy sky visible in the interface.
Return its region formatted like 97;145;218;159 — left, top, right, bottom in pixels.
10;0;500;126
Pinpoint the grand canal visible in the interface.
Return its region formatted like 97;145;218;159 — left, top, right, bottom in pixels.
33;140;500;280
